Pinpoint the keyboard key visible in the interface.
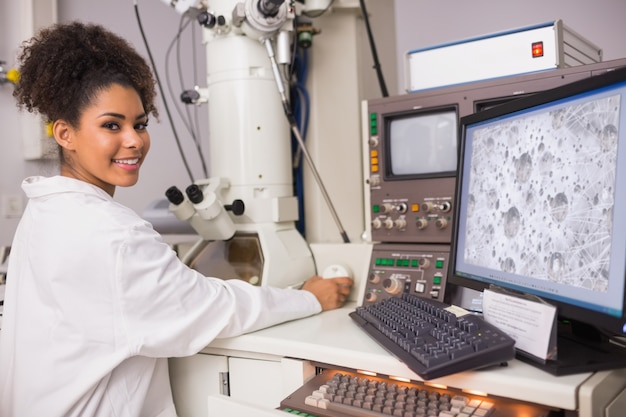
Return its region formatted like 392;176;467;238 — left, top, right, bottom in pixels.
450;395;469;408
304;395;318;407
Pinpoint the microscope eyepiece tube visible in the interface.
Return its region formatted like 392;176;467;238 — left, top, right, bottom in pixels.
165;186;185;205
165;186;195;221
185;184;204;204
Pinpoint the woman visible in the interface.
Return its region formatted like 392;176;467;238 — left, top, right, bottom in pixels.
0;21;353;416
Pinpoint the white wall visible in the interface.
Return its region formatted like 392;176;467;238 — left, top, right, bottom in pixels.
0;0;56;245
393;0;626;94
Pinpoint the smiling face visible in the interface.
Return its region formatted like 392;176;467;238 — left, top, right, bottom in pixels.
53;83;150;196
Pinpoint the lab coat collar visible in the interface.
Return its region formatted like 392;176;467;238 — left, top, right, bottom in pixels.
22;175;113;201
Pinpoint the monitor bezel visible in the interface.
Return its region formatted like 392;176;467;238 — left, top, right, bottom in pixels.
449;65;626;337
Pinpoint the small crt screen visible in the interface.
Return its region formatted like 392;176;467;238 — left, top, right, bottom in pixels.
388;110;457;176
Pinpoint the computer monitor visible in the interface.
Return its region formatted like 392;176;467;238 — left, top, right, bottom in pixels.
450;65;626;375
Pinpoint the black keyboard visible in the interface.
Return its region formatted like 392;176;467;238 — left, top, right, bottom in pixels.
349;294;515;380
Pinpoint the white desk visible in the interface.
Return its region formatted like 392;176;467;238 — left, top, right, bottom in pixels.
168;301;626;417
203;303;584;409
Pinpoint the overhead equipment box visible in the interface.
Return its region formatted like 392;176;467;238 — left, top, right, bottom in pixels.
405;20;603;92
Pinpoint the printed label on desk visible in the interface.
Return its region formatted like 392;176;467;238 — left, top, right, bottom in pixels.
482;289;557;360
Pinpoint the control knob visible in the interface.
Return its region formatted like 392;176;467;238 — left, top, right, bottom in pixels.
421;202;435;213
382;277;403;295
380;203;394;214
383;218;394;229
369;272;381;284
435;218;448;229
416;218;429;230
365;292;377;302
394;218;406;229
372;218;382;229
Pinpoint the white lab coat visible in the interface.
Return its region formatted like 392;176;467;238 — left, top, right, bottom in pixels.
0;176;321;417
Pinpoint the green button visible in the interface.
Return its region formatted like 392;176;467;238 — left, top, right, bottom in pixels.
436;259;445;268
370;112;377;120
411;259;419;267
375;258;383;266
373;205;380;213
371;127;378;135
433;276;442;285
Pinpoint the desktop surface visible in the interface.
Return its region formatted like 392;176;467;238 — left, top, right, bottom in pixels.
204;302;595;410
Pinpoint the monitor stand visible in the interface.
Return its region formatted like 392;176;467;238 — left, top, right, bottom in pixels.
516;319;626;376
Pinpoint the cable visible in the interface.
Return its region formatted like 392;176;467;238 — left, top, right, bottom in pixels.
167;13;208;177
292;81;310;163
358;0;388;97
265;38;350;243
175;14;207;177
290;49;310;169
290;47;310;235
133;0;195;183
165;18;196;139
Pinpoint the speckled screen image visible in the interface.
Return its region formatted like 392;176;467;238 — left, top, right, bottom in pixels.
463;93;621;294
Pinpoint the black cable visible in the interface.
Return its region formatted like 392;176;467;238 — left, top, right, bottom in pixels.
288;16;300;82
172;14;208;177
133;0;195;183
165;17;196;138
358;0;388;97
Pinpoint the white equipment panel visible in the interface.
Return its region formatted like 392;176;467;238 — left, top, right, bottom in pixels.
405;20;602;92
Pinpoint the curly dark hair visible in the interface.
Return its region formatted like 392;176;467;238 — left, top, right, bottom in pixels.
13;21;158;127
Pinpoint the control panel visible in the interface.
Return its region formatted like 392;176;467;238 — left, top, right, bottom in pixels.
365;98;458;245
369;177;456;244
361;243;450;304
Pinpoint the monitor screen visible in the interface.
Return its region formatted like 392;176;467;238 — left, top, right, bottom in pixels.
450;65;626;374
387;109;457;177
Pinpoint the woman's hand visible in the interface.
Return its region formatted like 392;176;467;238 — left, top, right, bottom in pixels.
302;275;354;311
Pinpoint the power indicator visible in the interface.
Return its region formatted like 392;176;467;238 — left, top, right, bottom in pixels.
532;41;544;58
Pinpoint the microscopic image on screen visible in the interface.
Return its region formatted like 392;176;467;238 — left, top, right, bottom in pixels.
463;93;621;293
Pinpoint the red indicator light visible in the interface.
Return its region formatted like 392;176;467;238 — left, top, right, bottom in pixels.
532;41;544;58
